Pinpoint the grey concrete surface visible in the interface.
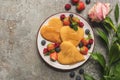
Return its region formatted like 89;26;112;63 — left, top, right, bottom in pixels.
0;0;120;80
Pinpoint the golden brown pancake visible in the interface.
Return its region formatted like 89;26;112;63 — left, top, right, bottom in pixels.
40;18;63;43
58;41;85;65
48;18;63;28
60;26;84;46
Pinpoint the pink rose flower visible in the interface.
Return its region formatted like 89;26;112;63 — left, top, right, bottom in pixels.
88;2;110;22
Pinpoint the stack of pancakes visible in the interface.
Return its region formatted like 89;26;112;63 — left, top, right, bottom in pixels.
40;18;85;65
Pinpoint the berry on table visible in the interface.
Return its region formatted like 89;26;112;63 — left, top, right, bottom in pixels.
86;0;91;4
76;1;85;12
85;29;90;35
41;40;46;46
71;0;79;5
65;4;71;11
76;75;81;80
79;68;84;74
60;14;66;20
69;71;75;78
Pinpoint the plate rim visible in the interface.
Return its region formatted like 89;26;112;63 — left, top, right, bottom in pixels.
36;12;95;70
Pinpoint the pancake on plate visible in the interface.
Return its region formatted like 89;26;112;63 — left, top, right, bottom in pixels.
40;18;63;43
58;41;85;65
60;26;84;46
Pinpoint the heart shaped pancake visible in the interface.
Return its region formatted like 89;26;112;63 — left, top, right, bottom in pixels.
60;26;84;46
58;41;85;65
40;18;63;43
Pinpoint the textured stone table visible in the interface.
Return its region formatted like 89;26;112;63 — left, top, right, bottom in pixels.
0;0;120;80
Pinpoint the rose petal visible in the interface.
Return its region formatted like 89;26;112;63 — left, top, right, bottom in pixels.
88;2;110;22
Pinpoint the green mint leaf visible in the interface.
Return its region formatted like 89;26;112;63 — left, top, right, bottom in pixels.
83;74;95;80
109;43;120;65
97;29;109;48
73;26;78;31
91;52;106;68
45;52;51;55
114;3;119;22
72;22;78;31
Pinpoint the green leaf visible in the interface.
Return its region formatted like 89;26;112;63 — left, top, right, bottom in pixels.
114;3;119;22
109;43;120;65
103;22;111;32
91;52;106;68
117;24;120;38
104;17;117;32
97;29;109;48
105;16;114;25
73;25;78;31
109;61;120;80
83;74;95;80
112;36;118;44
69;17;78;31
117;24;120;33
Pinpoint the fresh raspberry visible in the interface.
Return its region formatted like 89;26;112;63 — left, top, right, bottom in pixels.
60;14;66;20
78;22;84;27
65;4;71;11
89;39;94;44
43;48;48;54
54;43;60;48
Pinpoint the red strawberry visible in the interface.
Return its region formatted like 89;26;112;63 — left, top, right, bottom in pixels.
50;52;58;61
89;39;94;44
72;17;80;23
63;17;70;26
43;48;48;54
80;46;88;55
81;38;89;46
71;0;79;5
60;14;66;20
76;1;85;12
65;4;71;11
47;43;55;51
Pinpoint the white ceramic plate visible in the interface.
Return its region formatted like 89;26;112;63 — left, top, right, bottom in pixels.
37;12;94;70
